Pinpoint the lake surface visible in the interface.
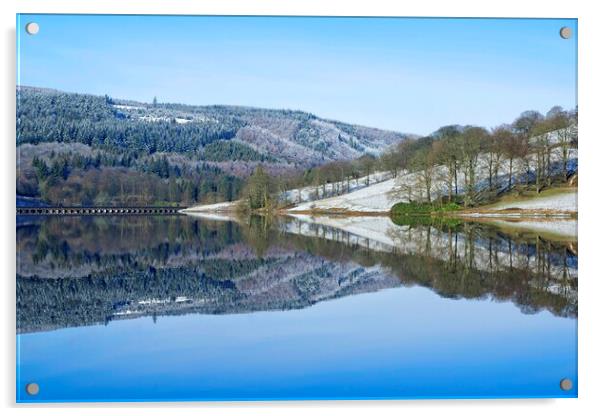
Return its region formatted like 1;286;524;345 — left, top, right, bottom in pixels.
16;214;577;402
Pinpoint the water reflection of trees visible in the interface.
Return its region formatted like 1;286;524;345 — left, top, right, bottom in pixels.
279;216;577;318
17;215;576;333
17;216;243;278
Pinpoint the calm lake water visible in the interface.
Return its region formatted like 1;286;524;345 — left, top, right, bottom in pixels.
16;214;577;402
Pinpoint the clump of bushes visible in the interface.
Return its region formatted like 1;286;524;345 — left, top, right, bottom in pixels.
390;201;461;216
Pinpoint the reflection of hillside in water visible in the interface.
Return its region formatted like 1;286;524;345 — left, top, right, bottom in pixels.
17;216;399;333
17;215;577;333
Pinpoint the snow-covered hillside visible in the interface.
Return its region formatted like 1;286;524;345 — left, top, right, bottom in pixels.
288;144;577;214
102;89;413;168
288;176;398;213
182;126;578;215
184;145;577;215
283;171;393;207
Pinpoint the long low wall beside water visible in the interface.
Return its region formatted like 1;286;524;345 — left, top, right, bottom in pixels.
16;206;182;216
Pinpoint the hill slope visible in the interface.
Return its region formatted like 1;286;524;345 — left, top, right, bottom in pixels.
16;86;412;206
17;86;411;169
287;130;578;214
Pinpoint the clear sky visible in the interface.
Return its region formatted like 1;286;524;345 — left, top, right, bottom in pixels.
17;15;577;135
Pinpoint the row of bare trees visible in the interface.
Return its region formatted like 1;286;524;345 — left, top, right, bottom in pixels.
242;106;576;210
387;106;577;207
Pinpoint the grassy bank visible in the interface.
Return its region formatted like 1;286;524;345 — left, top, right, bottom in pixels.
390;201;461;216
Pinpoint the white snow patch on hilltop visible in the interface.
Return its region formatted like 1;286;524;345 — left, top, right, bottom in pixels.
112;104;144;111
139;116;193;124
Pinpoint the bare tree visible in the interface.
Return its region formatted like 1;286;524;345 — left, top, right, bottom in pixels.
358;154;377;186
409;146;436;203
512;111;543;189
489;125;512;191
432;127;461;203
547;107;576;181
500;130;522;190
432;125;463;195
458;127;486;207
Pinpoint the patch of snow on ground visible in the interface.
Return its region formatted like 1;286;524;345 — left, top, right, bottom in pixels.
289;178;398;213
180;201;236;213
139;116;166;122
282;171;392;206
489;190;577;212
287;146;577;214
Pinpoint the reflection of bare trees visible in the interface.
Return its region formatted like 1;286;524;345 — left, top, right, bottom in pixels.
284;217;577;318
386;222;576;280
16;216;244;279
389;223;577;318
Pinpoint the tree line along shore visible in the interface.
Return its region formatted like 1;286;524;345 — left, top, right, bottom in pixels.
233;106;577;215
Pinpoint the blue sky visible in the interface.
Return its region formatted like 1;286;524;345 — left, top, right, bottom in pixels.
17;15;577;135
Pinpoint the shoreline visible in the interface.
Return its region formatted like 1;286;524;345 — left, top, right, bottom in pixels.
180;206;577;243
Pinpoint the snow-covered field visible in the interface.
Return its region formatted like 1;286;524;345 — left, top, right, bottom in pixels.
183;171;395;213
287;147;577;214
180;201;237;213
282;171;392;205
112;104;144;111
184;127;577;216
288;177;398;213
486;189;577;212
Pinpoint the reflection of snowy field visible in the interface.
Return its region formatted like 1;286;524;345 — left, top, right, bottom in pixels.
484;218;577;239
111;247;400;320
183;211;237;222
284;215;578;291
285;215;396;248
233;253;392;303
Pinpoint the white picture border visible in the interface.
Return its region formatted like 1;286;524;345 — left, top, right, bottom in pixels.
2;1;599;415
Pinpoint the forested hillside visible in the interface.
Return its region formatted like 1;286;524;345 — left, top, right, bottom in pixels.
16;86;410;206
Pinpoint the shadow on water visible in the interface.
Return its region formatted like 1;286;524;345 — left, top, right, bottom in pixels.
16;214;577;333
